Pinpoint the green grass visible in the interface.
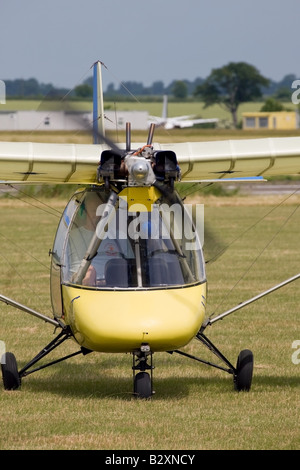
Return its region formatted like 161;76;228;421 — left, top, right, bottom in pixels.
0;190;300;450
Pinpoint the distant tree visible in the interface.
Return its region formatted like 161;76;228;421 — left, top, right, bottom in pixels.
151;80;165;95
274;87;292;101
194;62;270;127
23;78;39;96
118;81;145;95
191;77;204;95
5;78;38;97
106;83;116;95
75;84;93;98
277;74;297;89
172;80;188;99
260;97;284;112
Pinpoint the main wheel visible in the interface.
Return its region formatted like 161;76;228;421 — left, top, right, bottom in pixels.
134;371;152;398
1;352;21;390
234;349;254;392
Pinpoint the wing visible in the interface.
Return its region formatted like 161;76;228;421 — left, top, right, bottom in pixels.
173;118;219;129
0;142;106;184
148;116;217;130
159;137;300;181
0;137;300;185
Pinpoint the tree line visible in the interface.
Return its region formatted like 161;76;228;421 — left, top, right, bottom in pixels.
3;62;298;128
4;77;69;99
3;64;297;102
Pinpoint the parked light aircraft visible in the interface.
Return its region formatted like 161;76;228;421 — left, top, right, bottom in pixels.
148;94;218;129
1;61;300;398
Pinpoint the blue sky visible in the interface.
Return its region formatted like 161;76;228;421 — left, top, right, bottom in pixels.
1;0;299;91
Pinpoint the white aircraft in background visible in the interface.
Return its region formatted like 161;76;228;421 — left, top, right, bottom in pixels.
149;95;219;130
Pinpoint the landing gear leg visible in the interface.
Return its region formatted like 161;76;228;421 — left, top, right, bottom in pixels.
170;332;254;392
1;327;91;391
132;344;154;398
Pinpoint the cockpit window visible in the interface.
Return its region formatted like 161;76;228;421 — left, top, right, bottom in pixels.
58;187;206;289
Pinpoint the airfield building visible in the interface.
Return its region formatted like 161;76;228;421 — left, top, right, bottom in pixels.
242;111;299;130
0;110;149;131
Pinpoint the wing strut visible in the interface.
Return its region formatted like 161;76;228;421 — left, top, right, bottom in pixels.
201;272;300;331
0;293;61;327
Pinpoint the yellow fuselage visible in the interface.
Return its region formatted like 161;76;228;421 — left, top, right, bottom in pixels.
62;283;206;353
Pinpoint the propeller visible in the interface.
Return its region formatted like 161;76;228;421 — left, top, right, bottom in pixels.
32;63;228;263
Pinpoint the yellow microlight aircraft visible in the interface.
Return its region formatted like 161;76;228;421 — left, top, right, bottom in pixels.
1;61;300;398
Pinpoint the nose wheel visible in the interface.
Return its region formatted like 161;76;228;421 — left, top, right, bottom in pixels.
132;344;154;398
134;371;152;398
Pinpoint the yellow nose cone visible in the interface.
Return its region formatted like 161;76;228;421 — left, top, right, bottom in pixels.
62;284;206;353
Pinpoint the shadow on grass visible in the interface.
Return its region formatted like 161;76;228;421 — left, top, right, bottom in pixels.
12;353;233;399
20;371;232;400
253;374;300;389
9;339;300;401
14;355;300;400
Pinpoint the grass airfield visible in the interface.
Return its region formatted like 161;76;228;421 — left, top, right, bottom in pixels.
0;127;299;450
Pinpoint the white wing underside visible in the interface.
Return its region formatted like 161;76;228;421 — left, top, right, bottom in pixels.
164;118;218;130
0;137;300;184
148;116;218;129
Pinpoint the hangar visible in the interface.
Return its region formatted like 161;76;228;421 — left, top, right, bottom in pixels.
0;110;148;131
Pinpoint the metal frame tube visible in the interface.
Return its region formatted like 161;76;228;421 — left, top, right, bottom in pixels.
0;294;60;327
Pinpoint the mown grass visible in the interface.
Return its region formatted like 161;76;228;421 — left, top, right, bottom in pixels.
0;190;299;450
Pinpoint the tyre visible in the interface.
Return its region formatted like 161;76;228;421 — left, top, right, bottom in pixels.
234;349;254;392
134;371;152;398
1;352;21;390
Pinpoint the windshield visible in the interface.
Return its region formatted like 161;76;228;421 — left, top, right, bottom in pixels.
59;187;206;289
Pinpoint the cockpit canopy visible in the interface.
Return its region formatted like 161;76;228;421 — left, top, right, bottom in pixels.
51;185;205;305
